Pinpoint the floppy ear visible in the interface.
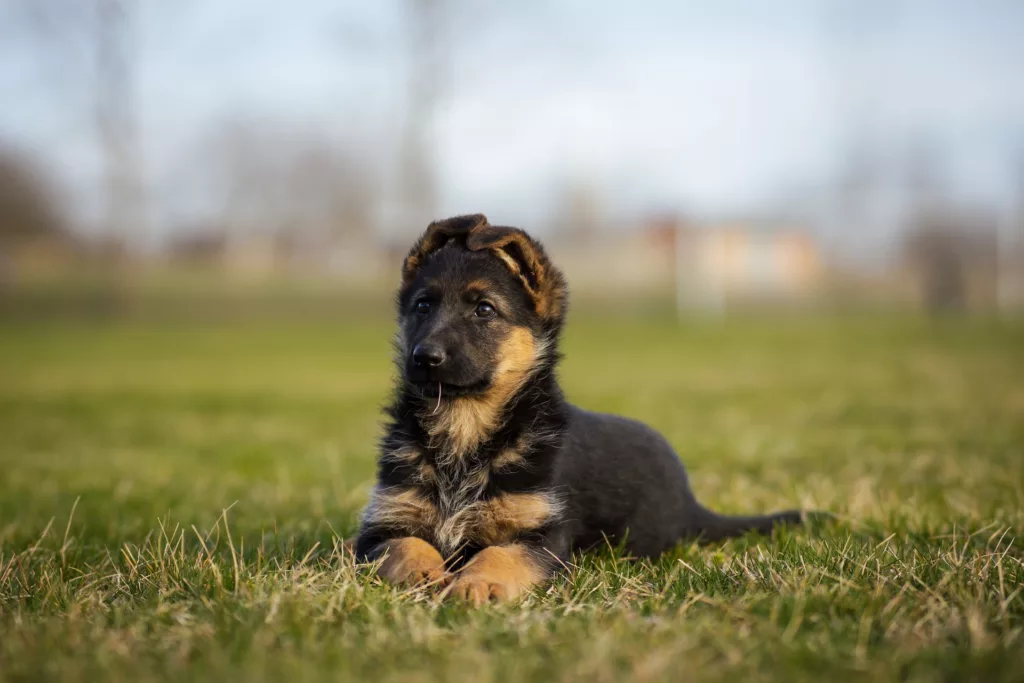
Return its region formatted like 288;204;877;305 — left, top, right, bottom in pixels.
466;226;567;321
401;214;489;287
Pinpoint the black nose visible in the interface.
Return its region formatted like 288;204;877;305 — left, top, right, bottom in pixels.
412;343;446;367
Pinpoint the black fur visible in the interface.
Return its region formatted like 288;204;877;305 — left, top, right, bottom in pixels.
355;215;814;584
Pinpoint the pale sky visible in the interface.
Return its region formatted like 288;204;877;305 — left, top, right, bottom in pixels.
1;0;1022;243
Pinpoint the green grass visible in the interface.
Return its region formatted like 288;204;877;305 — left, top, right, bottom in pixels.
1;314;1022;682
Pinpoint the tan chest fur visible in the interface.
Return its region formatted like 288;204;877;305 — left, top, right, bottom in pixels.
363;459;560;557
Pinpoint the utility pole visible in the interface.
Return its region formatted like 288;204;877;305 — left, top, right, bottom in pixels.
397;0;444;232
998;154;1024;314
95;0;145;255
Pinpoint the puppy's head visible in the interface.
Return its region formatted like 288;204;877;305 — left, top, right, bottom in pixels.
395;214;567;401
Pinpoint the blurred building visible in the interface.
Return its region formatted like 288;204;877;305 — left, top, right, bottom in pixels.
545;215;823;311
3;2;1024;318
677;221;821;308
651;215;823;311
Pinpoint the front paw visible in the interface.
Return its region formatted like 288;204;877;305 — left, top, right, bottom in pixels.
447;575;522;606
384;560;449;586
444;544;544;606
376;537;449;587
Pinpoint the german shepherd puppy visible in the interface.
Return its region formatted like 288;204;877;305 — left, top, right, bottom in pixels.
355;214;810;605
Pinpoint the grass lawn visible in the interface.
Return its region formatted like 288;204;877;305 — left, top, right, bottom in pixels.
0;314;1022;682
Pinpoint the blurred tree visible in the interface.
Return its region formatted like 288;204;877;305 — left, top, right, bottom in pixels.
9;0;146;253
395;0;445;234
0;149;66;247
904;139;948;212
901;225;965;312
832;142;881;253
901;212;999;314
999;150;1024;311
900;141;971;313
552;177;604;242
0;146;69;284
94;0;146;252
195;121;378;273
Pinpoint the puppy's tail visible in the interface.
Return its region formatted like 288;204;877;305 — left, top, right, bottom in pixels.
685;505;830;543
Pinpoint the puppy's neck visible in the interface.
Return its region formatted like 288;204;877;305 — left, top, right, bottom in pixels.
418;395;500;463
401;359;560;463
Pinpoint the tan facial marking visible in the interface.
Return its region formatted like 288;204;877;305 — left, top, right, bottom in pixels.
421;326;539;461
463;279;490;294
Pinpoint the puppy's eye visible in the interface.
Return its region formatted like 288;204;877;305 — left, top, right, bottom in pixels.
415;300;432;315
474;302;496;318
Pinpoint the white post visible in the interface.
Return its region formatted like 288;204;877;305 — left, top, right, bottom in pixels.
701;230;725;316
675;220;687;319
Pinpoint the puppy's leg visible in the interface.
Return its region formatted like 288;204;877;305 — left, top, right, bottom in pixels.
447;543;550;606
373;537;449;586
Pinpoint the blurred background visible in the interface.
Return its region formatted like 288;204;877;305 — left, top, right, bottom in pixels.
1;0;1023;318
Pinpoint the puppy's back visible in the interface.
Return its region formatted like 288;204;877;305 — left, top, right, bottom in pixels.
554;406;700;557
